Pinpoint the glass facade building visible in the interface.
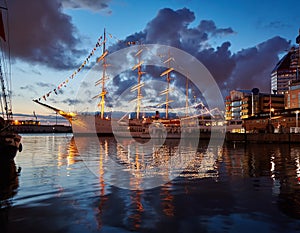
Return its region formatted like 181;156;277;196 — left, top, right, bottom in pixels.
271;46;300;94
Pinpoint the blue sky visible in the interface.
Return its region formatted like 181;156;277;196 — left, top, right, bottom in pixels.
1;0;300;118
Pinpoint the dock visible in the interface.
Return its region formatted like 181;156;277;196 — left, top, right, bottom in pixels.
225;132;300;143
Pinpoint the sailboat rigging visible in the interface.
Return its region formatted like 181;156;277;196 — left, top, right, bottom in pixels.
96;28;109;120
0;4;22;160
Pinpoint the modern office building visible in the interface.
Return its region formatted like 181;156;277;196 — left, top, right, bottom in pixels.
271;30;300;94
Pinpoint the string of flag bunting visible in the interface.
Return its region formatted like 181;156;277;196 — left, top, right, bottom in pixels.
34;30;180;103
34;35;104;102
34;31;141;102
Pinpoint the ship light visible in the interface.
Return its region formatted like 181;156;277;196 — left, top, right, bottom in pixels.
14;120;19;125
69;112;76;117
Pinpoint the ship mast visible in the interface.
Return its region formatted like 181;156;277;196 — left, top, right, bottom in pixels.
0;67;11;120
160;51;174;119
0;6;12;121
185;76;189;117
95;28;109;119
131;47;145;120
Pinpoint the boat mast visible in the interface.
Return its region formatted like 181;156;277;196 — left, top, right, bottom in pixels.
0;67;10;119
0;6;12;121
95;28;108;119
131;46;145;120
185;75;189;117
160;51;174;119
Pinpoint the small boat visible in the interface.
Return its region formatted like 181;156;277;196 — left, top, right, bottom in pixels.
0;5;22;160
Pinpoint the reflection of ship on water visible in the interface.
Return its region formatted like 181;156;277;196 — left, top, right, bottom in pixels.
75;136;220;231
57;136;82;168
72;134;220;188
0;160;19;202
71;136;219;231
0;160;19;233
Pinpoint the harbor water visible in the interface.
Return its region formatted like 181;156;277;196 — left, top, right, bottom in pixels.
1;134;300;233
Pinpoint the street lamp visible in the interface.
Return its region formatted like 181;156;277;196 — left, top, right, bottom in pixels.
296;110;299;132
270;108;274;120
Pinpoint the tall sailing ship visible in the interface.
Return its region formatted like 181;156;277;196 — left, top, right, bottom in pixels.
34;29;223;137
0;5;22;160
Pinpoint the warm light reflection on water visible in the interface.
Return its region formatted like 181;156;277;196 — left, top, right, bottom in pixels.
1;134;300;232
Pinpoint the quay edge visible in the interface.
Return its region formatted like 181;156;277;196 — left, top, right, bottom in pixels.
225;132;300;143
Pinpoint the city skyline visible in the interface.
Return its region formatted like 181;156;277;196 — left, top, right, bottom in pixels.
1;0;300;118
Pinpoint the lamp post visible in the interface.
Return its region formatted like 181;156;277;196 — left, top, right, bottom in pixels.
296;110;299;132
270;107;274;120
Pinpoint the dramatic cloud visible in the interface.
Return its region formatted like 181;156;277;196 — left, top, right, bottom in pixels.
105;8;236;100
196;41;236;91
198;20;235;37
7;0;80;69
5;0;99;70
107;8;290;97
3;3;291;102
229;36;290;92
145;8;195;47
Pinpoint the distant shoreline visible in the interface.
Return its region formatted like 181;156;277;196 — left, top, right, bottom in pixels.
11;124;72;134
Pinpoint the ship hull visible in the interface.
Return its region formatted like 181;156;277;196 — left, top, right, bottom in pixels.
0;144;19;160
71;115;114;136
0;133;22;161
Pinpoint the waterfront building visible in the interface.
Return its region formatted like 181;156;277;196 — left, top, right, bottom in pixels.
225;90;252;121
285;80;300;109
259;94;285;113
237;30;300;132
225;88;284;121
271;30;300;94
243;108;300;133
